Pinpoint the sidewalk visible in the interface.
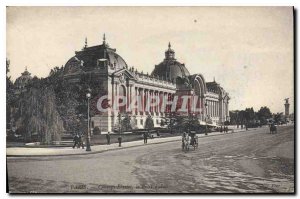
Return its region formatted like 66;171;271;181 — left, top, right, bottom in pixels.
6;128;252;157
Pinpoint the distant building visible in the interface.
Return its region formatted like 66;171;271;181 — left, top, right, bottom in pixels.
62;34;230;133
14;67;32;94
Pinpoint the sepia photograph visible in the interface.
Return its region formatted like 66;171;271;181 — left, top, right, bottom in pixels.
6;6;294;193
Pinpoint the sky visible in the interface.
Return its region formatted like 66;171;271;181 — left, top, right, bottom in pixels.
6;6;294;113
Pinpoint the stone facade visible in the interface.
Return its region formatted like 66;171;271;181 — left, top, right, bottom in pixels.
63;35;230;133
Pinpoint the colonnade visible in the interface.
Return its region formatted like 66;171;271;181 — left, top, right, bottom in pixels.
112;82;175;115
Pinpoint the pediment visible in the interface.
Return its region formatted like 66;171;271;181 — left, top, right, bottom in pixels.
113;68;136;80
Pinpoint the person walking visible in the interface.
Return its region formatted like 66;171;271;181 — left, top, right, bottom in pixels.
106;132;111;145
143;132;148;144
72;134;79;149
118;135;122;147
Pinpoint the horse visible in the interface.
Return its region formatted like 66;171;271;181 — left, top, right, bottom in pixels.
182;134;190;152
192;135;199;150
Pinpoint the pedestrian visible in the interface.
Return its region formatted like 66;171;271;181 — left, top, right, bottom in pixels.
220;126;223;133
77;134;82;148
106;132;111;145
72;134;79;149
143;131;148;144
225;126;228;133
118;135;122;147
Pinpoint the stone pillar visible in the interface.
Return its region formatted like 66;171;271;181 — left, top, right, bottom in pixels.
217;101;219;117
145;89;148;113
212;101;214;117
134;87;138;115
111;81;114;109
141;88;144;114
150;90;152;113
115;83;119;113
158;91;162;113
129;85;132;112
213;101;215;117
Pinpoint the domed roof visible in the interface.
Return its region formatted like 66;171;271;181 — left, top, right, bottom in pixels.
15;67;32;88
64;34;127;74
151;43;190;81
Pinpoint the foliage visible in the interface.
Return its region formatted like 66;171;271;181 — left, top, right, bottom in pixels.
230;106;273;126
161;113;200;133
244;108;255;123
121;114;132;131
145;115;154;130
6;59;15;130
13;85;64;143
93;126;101;135
257;106;272;125
273;112;284;124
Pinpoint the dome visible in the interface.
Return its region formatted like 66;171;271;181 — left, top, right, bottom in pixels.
15;67;32;89
151;42;190;81
64;34;127;75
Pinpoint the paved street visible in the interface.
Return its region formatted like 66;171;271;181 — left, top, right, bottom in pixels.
7;125;294;193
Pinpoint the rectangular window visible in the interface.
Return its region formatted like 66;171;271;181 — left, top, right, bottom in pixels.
140;119;143;125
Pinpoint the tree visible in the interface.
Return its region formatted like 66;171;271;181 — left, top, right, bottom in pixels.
14;85;64;143
238;110;246;127
6;59;14;130
93;126;101;135
245;108;255;124
273;112;284;124
186;113;200;131
257;106;272;125
229;110;239;125
121;114;132;132
145;115;154;130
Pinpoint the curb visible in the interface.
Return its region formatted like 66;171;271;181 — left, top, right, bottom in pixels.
7;129;249;158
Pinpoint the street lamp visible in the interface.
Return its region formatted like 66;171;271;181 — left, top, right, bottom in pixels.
86;88;92;151
204;102;208;135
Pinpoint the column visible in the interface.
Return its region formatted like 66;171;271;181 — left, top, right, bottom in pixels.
115;83;119;112
159;91;162;113
212;101;213;116
209;100;211;116
141;88;144;114
111;81;114;109
213;101;215;117
145;89;148;113
214;101;216;117
150;90;153;113
164;92;167;113
155;91;158;113
129;85;132;112
217;102;219;117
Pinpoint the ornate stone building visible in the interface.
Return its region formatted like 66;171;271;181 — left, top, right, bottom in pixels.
63;35;230;133
14;67;32;94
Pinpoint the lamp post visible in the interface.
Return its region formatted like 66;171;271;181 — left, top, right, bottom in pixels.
117;112;124;147
117;113;122;135
86;88;92;151
204;102;208;135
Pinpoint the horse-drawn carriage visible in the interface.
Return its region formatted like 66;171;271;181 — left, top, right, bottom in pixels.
182;131;198;151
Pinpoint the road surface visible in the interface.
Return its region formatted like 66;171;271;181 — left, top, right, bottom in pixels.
7;125;294;193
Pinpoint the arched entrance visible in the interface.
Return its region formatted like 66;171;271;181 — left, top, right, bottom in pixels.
193;74;207;120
